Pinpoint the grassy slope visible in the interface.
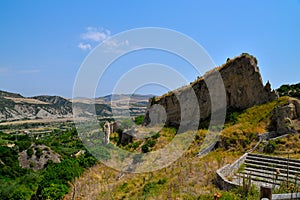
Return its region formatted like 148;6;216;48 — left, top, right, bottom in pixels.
65;97;293;199
220;96;289;151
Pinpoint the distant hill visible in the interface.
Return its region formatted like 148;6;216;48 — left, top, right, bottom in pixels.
0;91;152;122
97;94;153;102
32;95;72;106
0;90;23;98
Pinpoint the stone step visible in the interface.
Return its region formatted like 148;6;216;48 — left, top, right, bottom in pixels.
234;172;281;186
246;155;300;168
245;159;300;173
244;167;300;182
245;162;300;177
248;153;300;165
232;175;276;188
228;154;300;189
242;169;300;185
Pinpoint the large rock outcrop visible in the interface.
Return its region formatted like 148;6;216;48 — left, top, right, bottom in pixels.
270;98;300;134
144;53;277;127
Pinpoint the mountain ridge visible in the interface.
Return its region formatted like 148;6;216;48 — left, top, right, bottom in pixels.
0;91;152;122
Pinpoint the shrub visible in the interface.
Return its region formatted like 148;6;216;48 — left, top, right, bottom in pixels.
157;178;167;185
141;144;149;153
130;141;142;150
17;141;31;152
29;162;35;168
151;132;160;139
263;141;277;153
41;183;69;200
143;182;158;194
146;139;156;148
27;148;34;157
135;115;144;125
35;148;43;158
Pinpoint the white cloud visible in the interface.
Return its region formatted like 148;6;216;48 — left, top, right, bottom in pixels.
78;27;132;53
78;42;92;51
81;27;111;42
103;39;130;53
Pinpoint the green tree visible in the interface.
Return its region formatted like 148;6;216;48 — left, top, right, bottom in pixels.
41;183;69;200
36;159;84;199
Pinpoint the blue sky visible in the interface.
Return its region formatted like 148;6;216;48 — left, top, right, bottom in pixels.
0;0;299;98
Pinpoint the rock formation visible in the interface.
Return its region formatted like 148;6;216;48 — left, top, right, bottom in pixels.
144;53;277;128
102;120;135;145
18;144;61;171
270;98;300;134
103;121;120;144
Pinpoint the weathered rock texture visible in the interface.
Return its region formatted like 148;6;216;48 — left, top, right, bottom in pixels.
102;120;135;145
144;53;277;127
18;144;61;171
103;121;120;144
270;98;300;134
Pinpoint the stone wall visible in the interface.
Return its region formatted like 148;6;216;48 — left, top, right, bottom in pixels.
216;153;248;190
259;132;278;140
144;53;277;127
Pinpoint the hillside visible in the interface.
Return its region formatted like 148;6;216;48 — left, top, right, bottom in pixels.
63;54;299;199
1;96;298;199
64;96;300;199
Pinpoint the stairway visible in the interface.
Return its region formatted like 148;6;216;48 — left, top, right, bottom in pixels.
232;153;300;188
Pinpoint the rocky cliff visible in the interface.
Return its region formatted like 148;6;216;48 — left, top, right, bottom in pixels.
270;98;300;134
144;53;278;127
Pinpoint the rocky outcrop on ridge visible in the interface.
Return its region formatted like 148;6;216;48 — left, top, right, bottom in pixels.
144;53;278;127
270;98;300;134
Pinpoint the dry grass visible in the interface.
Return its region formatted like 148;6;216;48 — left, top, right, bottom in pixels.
220;97;289;151
64;96;295;199
65;151;240;200
64;128;241;199
0;118;77;126
4;96;50;105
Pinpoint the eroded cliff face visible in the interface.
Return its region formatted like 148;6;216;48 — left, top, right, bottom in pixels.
144;53;278;127
270;98;300;134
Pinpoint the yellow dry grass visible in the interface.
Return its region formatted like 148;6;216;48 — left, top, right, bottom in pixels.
4;96;50;105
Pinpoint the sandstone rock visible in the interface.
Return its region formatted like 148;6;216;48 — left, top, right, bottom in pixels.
270;98;300;134
291;98;300;117
120;129;134;145
103;121;121;144
144;53;277;128
103;121;112;144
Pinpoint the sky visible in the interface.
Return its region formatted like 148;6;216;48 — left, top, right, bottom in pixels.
0;0;299;98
